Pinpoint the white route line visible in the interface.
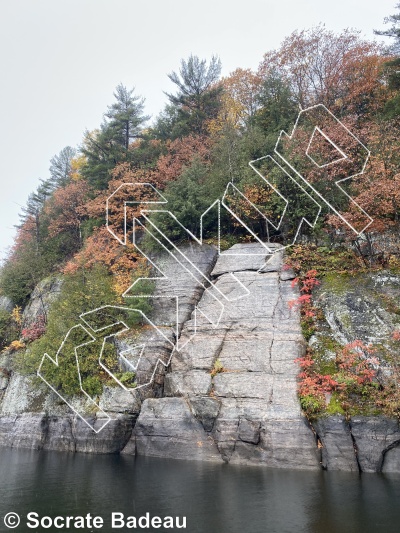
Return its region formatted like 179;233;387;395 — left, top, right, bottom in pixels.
37;103;374;433
37;324;111;433
80;305;175;392
274;103;373;235
236;155;322;252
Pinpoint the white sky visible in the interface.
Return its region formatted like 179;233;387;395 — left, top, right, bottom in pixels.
0;0;396;260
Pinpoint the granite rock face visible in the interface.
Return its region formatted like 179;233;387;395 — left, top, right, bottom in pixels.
313;415;359;472
311;415;400;473
120;243;218;394
0;296;13;313
315;271;400;347
350;416;400;473
0;413;133;453
2;242;400;472
22;276;63;328
134;398;221;461
133;243;320;469
0;244;218;455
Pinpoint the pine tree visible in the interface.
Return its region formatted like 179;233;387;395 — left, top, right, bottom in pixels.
163;55;223;137
49;146;76;188
81;84;149;189
375;3;400;118
375;3;400;52
105;84;150;150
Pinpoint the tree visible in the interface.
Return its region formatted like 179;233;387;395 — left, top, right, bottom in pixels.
19;179;53;250
49;146;76;188
81;84;149;189
327;118;400;259
151;104;181;141
375;4;400;118
149;157;212;239
375;2;400;53
221;68;263;128
0;240;47;306
44;181;90;255
105;84;150;150
155;134;211;186
80;128;118;189
164;55;223;136
259;26;385;116
255;71;298;140
207;68;263;136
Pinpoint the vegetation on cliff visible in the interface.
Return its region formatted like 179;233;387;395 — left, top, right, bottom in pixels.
287;244;400;419
1;10;400;400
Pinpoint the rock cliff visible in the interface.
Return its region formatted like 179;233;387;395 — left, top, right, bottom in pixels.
1;242;400;472
133;243;318;469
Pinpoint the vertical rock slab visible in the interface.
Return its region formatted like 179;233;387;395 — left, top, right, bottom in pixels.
0;414;46;449
350;416;400;472
115;243;218;397
134;398;222;461
382;445;400;473
21;276;62;328
313;415;359;471
71;415;134;454
149;243;320;469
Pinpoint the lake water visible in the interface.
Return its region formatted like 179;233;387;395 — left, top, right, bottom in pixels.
1;447;400;533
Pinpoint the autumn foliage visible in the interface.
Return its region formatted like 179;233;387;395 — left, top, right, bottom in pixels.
2;17;400;404
296;341;379;415
258;26;386;113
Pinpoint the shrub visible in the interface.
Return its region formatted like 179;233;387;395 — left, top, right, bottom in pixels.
211;359;225;378
21;316;46;342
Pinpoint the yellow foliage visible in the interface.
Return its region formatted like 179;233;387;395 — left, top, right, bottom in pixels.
388;255;400;271
112;271;133;301
208;92;244;135
6;339;25;353
11;306;22;326
70;155;87;181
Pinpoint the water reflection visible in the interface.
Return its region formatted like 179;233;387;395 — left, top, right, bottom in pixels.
0;448;400;533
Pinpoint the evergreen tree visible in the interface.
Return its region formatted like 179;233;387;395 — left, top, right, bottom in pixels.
49;146;76;188
19;179;53;250
162;55;223;137
375;4;400;118
81;84;149;189
255;72;298;139
105;84;150;150
149;157;212;240
375;3;400;52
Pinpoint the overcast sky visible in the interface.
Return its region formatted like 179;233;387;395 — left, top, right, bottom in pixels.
0;0;396;260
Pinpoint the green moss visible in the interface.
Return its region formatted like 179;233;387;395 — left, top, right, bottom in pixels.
301;317;316;341
338;312;352;330
114;371;136;387
311;335;341;375
300;394;325;416
326;393;345;415
286;244;362;277
322;272;353;295
377;292;400;316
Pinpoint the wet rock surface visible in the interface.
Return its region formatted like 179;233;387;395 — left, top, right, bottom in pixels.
0;413;133;453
